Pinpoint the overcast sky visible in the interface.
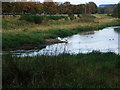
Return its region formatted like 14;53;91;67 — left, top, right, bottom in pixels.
39;0;120;6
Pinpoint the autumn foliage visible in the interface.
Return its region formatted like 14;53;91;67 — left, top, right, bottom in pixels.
2;2;97;14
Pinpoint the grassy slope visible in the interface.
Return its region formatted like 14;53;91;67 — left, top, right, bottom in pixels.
2;14;120;50
3;52;120;88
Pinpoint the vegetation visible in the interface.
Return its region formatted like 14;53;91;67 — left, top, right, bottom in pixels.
20;15;45;24
2;14;120;50
2;2;97;14
2;32;45;49
20;15;68;24
113;3;120;18
3;52;120;88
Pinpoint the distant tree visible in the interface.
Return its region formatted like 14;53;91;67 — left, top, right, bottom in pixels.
2;2;14;14
63;2;72;14
43;2;58;14
86;2;97;14
113;3;120;18
63;2;71;6
98;7;105;14
104;8;113;15
58;3;65;14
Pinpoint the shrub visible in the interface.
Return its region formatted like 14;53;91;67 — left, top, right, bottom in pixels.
77;14;81;18
20;15;68;24
20;15;45;24
68;14;75;20
33;15;44;24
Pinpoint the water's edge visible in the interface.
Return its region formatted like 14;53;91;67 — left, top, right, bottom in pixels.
2;26;120;57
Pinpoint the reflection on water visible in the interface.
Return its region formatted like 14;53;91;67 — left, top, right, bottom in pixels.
2;26;120;57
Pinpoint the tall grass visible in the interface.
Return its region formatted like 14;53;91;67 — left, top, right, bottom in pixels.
3;52;120;88
2;29;74;50
2;33;45;49
2;17;33;30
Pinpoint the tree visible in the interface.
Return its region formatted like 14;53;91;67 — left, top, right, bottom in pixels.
43;2;58;14
113;3;120;18
86;2;97;14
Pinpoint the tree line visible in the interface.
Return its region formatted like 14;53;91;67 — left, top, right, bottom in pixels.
2;2;98;14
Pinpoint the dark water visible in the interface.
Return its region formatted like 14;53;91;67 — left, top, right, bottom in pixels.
2;26;120;57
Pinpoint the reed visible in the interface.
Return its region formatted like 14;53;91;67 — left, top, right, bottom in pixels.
3;52;120;88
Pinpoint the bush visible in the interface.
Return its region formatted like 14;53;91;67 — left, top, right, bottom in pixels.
20;15;68;24
33;15;44;24
68;14;75;20
20;15;45;24
77;14;81;18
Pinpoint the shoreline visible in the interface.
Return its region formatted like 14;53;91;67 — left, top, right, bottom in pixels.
2;20;120;51
2;14;120;51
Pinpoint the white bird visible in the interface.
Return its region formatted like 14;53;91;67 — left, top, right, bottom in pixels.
57;37;68;43
57;37;62;41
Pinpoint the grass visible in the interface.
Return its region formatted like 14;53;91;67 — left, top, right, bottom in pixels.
2;32;45;49
2;14;120;50
1;14;97;31
3;52;120;88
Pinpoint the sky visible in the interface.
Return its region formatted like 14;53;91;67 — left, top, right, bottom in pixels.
39;0;120;6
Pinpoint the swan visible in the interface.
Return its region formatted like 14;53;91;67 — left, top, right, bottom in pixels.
57;37;68;43
57;37;62;41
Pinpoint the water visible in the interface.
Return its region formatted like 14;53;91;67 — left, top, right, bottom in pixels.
2;26;120;57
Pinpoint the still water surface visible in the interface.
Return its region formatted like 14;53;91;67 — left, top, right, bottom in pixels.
3;26;120;57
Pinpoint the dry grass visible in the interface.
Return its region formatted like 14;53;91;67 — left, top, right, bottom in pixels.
2;14;119;33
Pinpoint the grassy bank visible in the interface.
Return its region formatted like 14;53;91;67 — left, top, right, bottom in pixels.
2;14;120;50
3;52;120;88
